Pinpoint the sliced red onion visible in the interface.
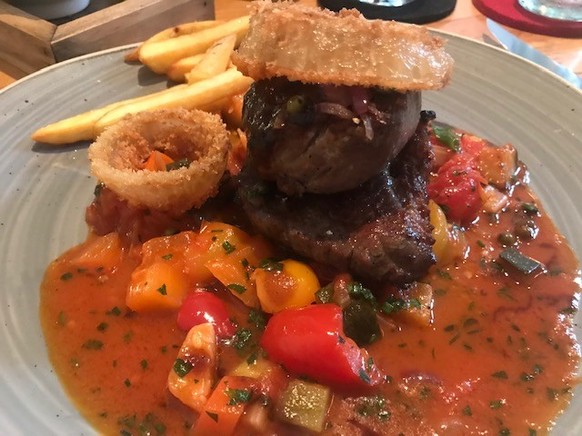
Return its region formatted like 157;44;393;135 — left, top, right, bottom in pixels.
361;114;374;141
315;102;355;119
367;104;387;123
350;86;370;116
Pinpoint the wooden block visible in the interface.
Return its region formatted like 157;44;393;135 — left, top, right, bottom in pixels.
52;0;215;61
0;1;56;76
0;0;214;79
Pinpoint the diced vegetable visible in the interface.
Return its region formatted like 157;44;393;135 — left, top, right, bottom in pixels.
261;304;383;389
428;153;485;225
432;124;460;152
143;150;174;171
69;232;124;273
429;200;468;265
392;282;434;327
480;184;509;214
191;375;253;435
176;291;236;338
231;354;276;379
342;301;381;346
168;323;217;412
476;143;517;189
277;379;331;433
127;261;189;312
254;259;320;313
499;248;544;274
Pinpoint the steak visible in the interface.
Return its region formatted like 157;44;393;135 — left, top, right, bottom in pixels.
237;111;436;284
243;78;421;196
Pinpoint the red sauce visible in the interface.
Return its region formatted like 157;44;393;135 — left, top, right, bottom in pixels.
40;134;580;435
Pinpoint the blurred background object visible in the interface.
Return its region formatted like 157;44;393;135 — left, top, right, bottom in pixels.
7;0;90;19
318;0;457;23
518;0;582;22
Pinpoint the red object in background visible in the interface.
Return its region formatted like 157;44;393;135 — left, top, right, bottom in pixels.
261;304;383;389
473;0;582;38
177;291;236;339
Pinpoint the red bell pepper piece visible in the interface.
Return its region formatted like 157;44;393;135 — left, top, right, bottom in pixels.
260;304;383;389
177;291;236;339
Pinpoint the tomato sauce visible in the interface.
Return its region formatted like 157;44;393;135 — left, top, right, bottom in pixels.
40;133;580;435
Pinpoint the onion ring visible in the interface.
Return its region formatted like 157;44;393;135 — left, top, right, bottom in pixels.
89;108;229;213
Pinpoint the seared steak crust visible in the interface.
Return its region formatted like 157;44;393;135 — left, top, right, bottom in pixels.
243;78;421;196
238;112;436;284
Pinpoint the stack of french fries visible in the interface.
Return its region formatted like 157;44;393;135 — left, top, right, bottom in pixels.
32;17;253;145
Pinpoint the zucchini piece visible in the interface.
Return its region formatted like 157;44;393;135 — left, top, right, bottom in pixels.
499;248;543;274
277;380;331;433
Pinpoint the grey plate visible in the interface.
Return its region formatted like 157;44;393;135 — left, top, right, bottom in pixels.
0;33;580;434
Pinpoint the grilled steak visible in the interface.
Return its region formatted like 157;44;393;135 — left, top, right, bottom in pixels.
243;78;421;196
237;111;436;284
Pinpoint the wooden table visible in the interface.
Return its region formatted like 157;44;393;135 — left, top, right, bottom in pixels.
1;0;580;90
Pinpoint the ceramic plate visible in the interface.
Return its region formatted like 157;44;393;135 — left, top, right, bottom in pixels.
0;33;581;434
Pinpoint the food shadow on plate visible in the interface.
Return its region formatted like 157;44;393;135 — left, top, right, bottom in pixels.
136;65;168;87
31;141;91;154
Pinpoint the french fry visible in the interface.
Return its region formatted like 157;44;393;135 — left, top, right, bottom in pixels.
125;20;224;62
139;16;250;74
166;54;205;83
31;85;187;145
94;69;253;134
185;34;237;84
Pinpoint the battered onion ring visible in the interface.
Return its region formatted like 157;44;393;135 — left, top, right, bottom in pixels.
89;108;229;213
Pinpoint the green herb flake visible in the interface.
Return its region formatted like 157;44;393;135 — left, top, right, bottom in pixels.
60;272;73;281
528;429;537;436
57;311;67;327
227;283;246;294
259;258;283;272
123;331;134;343
462;405;472;416
161;253;173;261
206;411;219;423
140;359;148;370
173;358;193;378
489;399;504;409
348;282;377;304
248;309;266;329
437;269;452;280
433;125;461;152
499;429;511;436
124;378;131;387
492;370;508;379
97;322;108;332
233;328;253;351
356;395;390;422
82;339;104;350
157;284;168;295
226;388;252;405
106;306;122;316
222;241;236;254
166;158;191;171
477;239;486;248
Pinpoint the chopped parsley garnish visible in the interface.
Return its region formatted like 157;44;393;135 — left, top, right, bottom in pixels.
97;322;108;332
462;405;472;416
106;306;122;316
356;395;391;421
157;284;167;295
248;308;266;329
226;388;252;405
492;370;508;379
82;339;104;350
173;358;193;378
60;272;73;281
259;258;283;272
227;283;246;294
161;253;173;261
232;328;253;351
347;282;377;305
489;399;504;409
140;359;148;370
124;378;131;387
166;158;191;171
222;241;236;254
